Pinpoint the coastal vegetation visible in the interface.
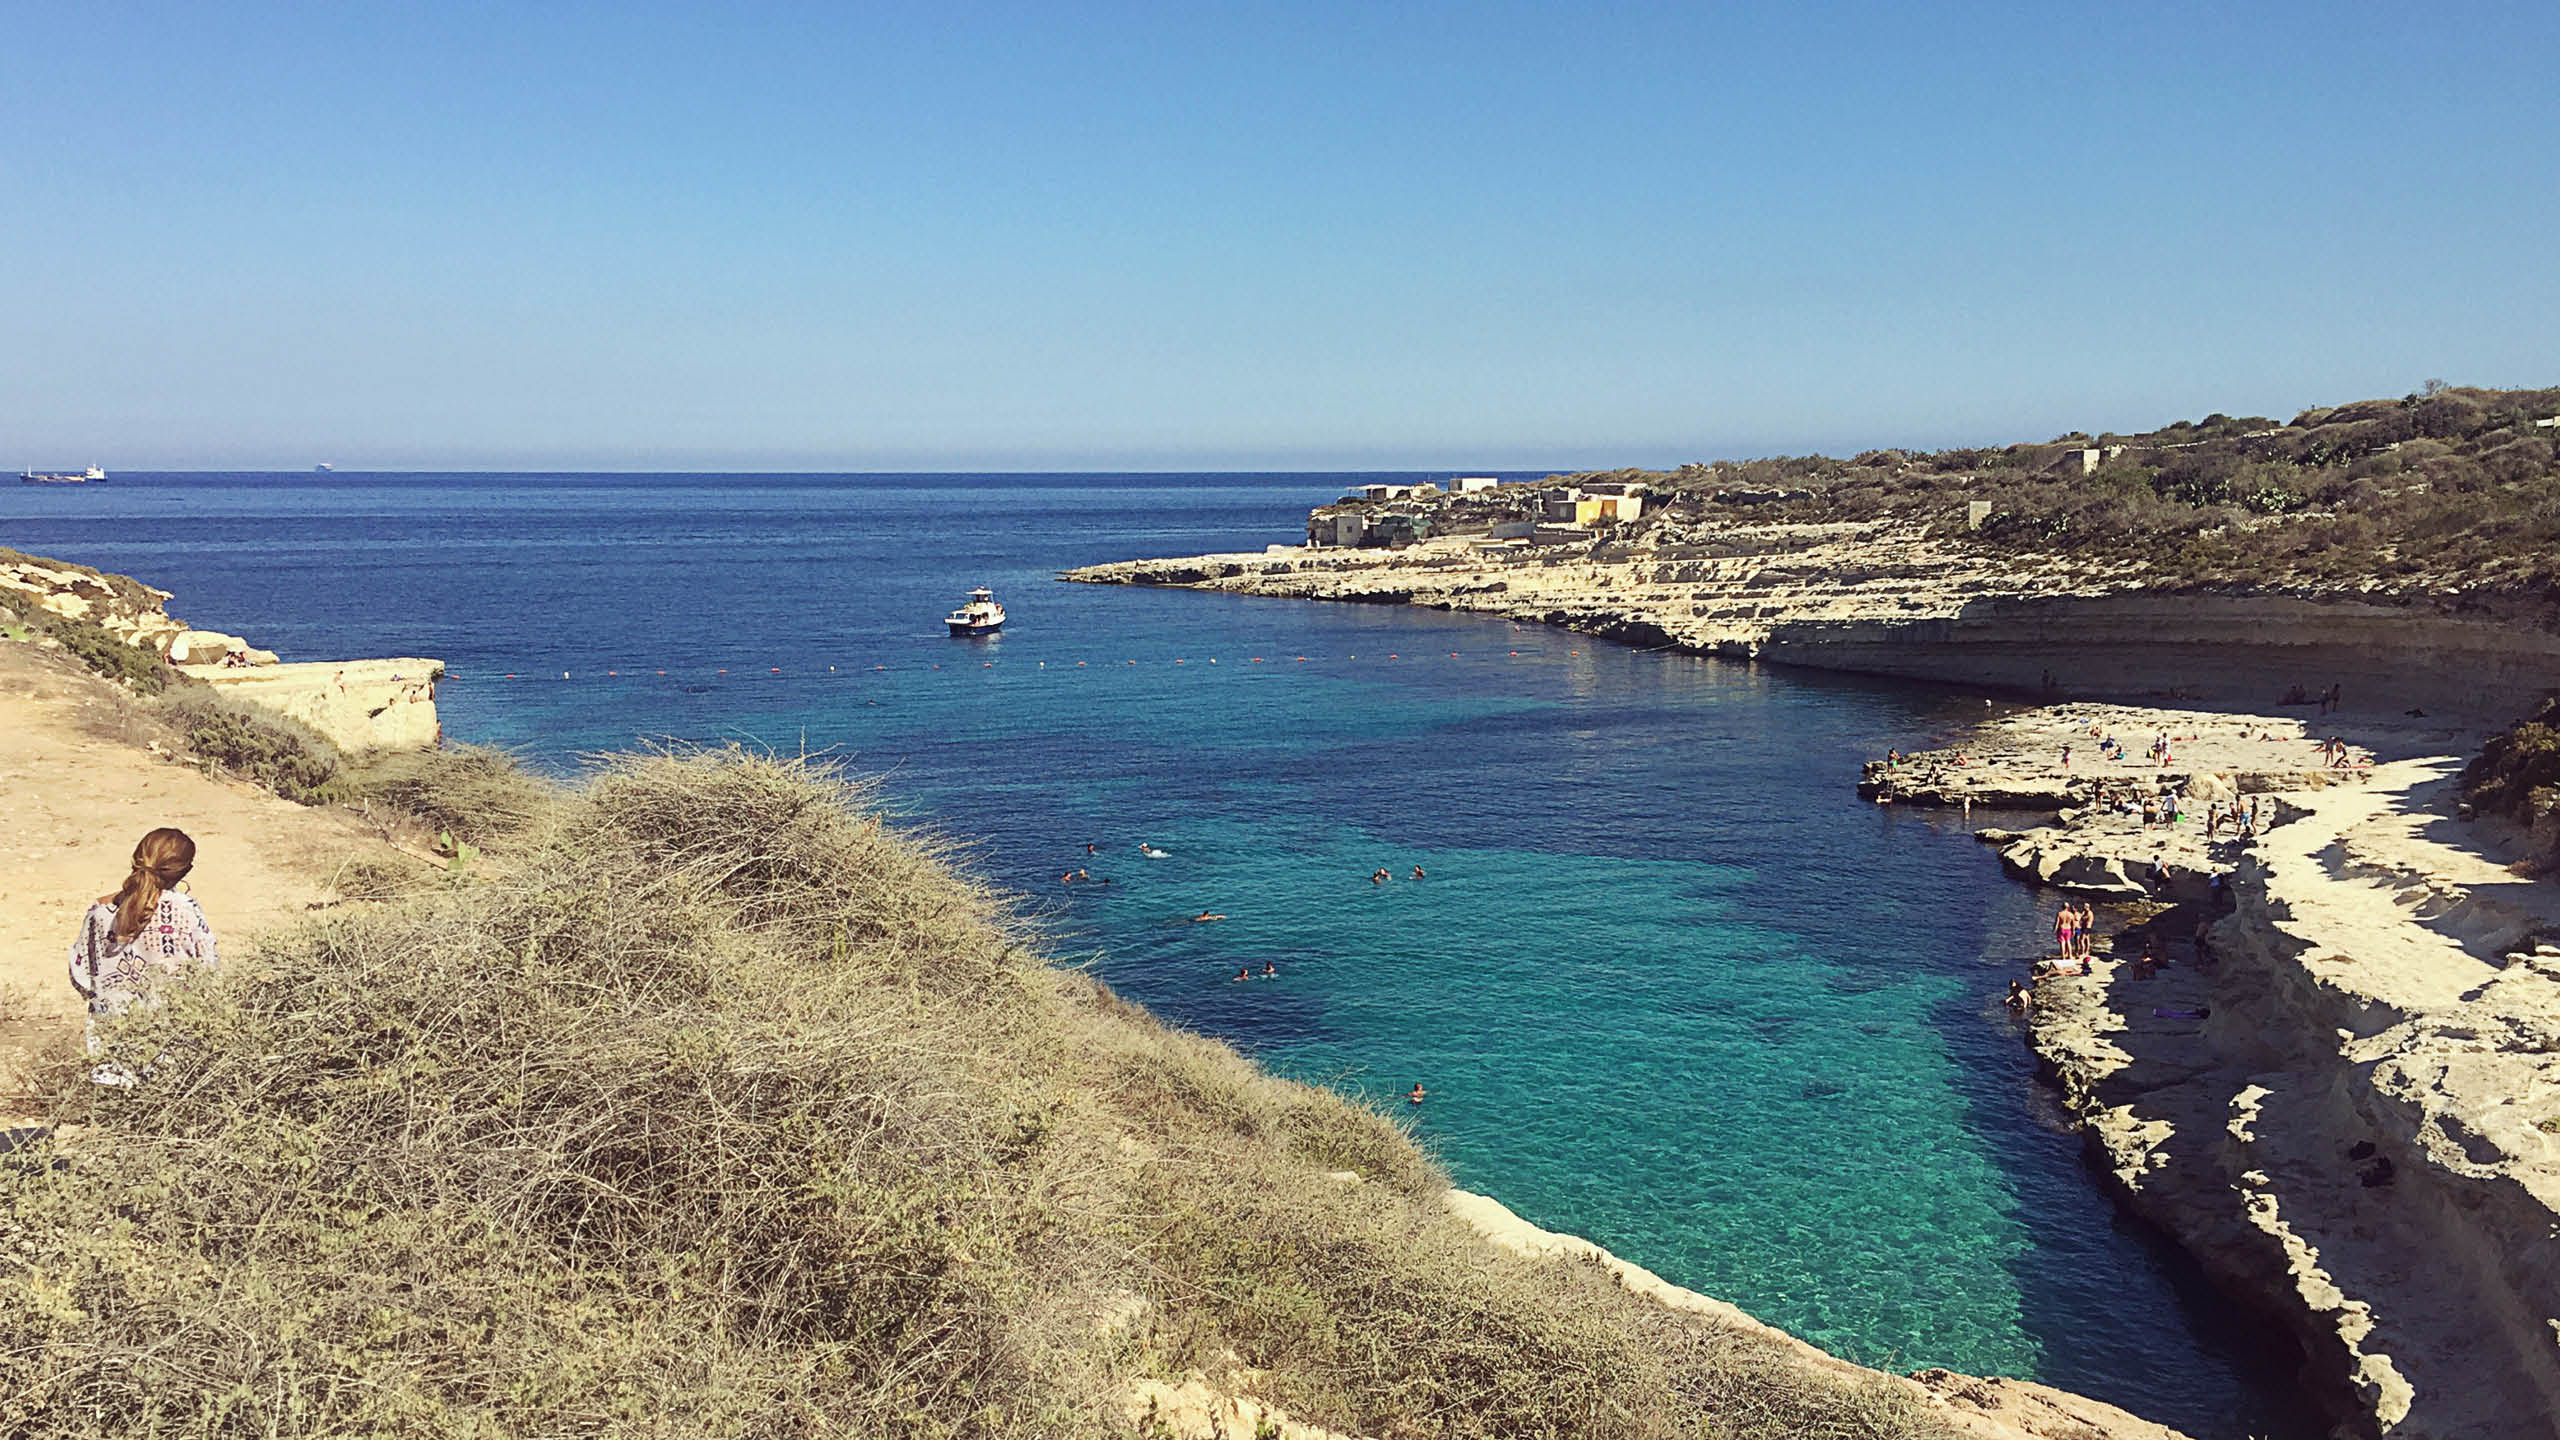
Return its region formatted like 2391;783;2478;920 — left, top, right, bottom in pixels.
0;747;1951;1439
0;594;182;695
2461;693;2560;870
1567;383;2560;598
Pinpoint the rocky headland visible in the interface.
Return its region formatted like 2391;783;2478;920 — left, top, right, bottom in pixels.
2;546;442;752
1063;523;2560;723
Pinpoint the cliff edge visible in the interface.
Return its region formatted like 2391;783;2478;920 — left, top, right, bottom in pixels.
1064;527;2560;723
1;546;441;753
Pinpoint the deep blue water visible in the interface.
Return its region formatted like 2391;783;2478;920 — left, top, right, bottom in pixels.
3;473;2302;1437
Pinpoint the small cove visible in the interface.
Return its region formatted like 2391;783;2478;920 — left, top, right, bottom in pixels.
3;471;2308;1437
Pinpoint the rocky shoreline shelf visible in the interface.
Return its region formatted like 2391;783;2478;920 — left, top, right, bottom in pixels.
1873;701;2560;1439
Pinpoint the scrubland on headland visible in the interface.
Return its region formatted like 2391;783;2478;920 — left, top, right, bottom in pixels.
0;597;2184;1440
1069;384;2560;723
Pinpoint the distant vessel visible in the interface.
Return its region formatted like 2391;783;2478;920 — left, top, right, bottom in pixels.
19;465;105;485
945;586;1006;635
314;463;334;472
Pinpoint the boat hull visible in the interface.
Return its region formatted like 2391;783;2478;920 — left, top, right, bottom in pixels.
947;619;1004;636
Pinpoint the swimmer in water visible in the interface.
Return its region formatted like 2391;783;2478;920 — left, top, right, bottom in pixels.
1371;868;1390;884
1406;1082;1427;1105
1232;966;1250;982
1085;843;1096;856
1261;961;1277;976
1411;865;1426;880
1193;911;1225;923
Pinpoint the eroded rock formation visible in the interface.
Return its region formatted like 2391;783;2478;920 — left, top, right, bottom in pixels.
1064;526;2560;723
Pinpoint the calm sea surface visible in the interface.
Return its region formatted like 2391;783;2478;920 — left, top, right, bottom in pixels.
4;473;2303;1436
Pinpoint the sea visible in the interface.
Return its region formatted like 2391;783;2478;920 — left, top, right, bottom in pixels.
3;472;2306;1437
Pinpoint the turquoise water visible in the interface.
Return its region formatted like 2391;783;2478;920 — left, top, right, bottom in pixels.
3;474;2301;1436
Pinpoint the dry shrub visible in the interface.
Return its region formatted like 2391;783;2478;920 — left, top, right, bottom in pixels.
0;748;1959;1440
344;743;549;846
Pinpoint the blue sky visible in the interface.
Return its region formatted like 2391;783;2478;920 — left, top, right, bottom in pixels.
5;1;2555;470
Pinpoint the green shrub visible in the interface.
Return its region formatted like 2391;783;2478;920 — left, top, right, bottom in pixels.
15;605;181;694
154;688;345;804
2463;694;2560;868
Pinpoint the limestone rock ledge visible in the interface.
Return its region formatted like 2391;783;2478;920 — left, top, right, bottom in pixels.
1062;529;2560;722
2026;753;2560;1439
186;659;446;753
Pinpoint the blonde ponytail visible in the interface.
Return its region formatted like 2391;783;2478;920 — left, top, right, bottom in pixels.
111;828;196;944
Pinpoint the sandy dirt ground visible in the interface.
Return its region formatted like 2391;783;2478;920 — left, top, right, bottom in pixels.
0;641;402;1105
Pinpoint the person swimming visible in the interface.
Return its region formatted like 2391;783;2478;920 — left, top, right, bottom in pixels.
1232;966;1250;982
1371;868;1390;884
1410;865;1426;880
1193;911;1225;923
1140;843;1170;858
1260;961;1277;976
1406;1082;1427;1105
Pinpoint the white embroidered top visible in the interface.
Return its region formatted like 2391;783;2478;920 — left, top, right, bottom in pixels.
68;893;220;1016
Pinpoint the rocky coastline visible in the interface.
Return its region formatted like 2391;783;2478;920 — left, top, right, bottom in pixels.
1068;525;2560;1438
1062;527;2560;723
1873;705;2560;1440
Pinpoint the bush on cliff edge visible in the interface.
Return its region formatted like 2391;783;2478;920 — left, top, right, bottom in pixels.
2463;693;2560;869
0;748;1948;1440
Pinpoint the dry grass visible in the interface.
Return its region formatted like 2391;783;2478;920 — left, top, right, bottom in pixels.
0;749;1958;1439
343;743;549;846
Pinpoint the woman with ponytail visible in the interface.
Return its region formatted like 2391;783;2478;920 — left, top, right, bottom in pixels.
66;828;220;1060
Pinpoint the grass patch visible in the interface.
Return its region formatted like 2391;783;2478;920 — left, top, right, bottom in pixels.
0;749;1962;1439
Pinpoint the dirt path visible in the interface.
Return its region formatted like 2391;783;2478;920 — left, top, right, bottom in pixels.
0;642;401;1071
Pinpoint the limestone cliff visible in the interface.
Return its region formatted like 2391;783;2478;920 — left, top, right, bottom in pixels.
0;546;442;753
1063;526;2560;724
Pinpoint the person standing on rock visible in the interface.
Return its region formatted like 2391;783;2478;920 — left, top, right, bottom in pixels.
2055;903;2076;964
66;827;219;1084
2077;902;2098;960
